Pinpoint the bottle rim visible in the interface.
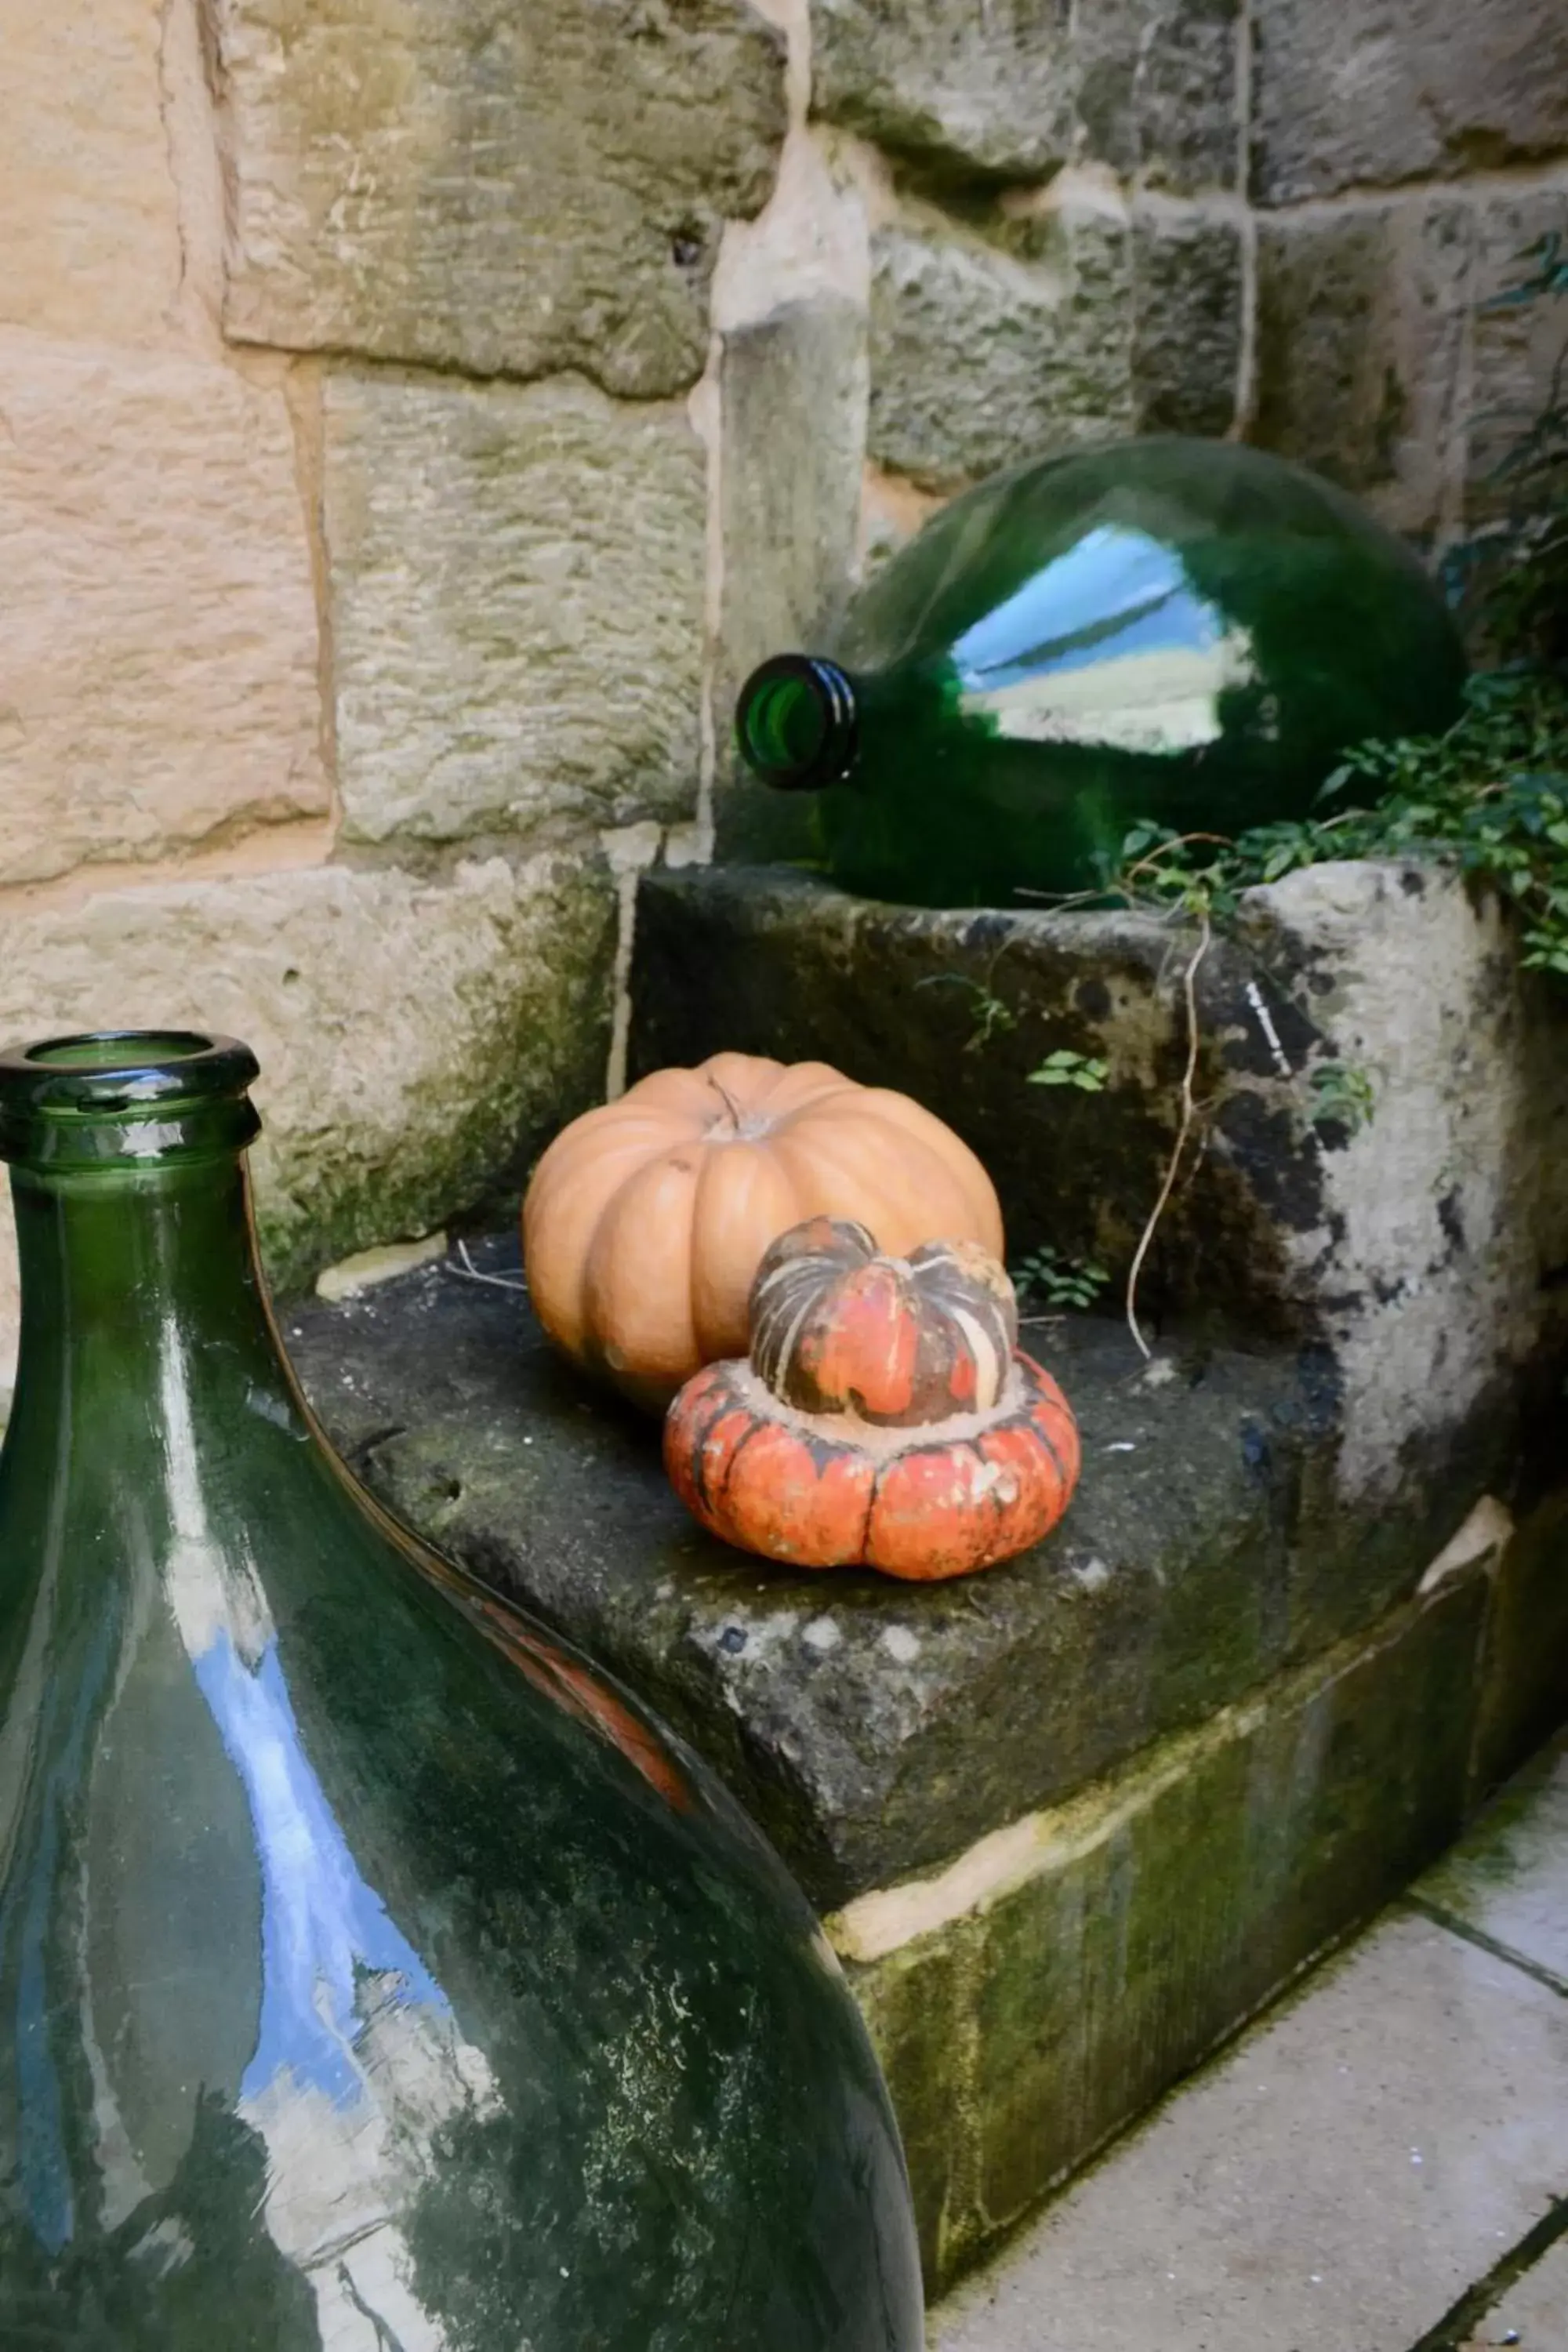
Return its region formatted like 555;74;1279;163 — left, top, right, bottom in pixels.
0;1031;262;1169
735;654;858;791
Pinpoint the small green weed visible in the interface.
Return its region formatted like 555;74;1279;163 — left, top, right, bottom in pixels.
914;972;1017;1050
1011;1245;1111;1312
1028;1048;1109;1091
1306;1060;1376;1138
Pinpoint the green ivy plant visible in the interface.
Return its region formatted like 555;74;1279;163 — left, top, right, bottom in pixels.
1105;234;1568;978
1105;666;1568;978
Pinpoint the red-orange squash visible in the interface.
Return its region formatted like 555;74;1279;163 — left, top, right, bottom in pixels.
664;1217;1080;1581
523;1053;1003;1411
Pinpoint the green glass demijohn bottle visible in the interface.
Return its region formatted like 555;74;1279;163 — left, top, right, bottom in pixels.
735;435;1468;908
0;1031;924;2350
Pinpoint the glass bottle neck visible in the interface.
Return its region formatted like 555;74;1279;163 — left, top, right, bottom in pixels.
735;655;859;792
2;1153;293;1486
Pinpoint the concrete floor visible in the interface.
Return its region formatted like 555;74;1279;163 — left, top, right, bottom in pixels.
930;1733;1568;2352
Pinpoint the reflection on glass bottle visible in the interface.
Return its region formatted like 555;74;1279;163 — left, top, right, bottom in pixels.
0;1032;924;2350
735;436;1468;908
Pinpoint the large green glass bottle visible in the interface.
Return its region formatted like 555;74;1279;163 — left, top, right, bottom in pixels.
0;1030;923;2349
735;436;1468;908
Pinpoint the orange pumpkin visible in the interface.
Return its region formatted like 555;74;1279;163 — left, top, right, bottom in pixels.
664;1217;1080;1581
523;1053;1003;1411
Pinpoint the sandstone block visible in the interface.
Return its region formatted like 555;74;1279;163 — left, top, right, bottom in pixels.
715;294;869;860
325;370;706;848
0;334;328;888
1073;0;1241;194
866;198;1241;492
1131;204;1244;437
1251;0;1568;205
867;210;1134;492
811;0;1076;183
1465;183;1568;519
0;0;183;343
0;853;617;1392
811;0;1240;194
1252;196;1474;538
211;0;786;398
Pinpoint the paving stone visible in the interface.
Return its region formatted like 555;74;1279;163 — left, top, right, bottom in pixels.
1466;2234;1568;2349
932;1911;1568;2348
325;369;706;848
1250;0;1568;206
1419;1732;1568;1988
211;0;787;397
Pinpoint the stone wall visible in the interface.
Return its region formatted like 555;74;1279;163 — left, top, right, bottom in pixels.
0;0;789;1397
4;0;1566;1397
713;0;1568;849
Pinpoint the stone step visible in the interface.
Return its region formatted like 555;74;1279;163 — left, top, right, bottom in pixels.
288;1239;1568;2295
928;1731;1568;2351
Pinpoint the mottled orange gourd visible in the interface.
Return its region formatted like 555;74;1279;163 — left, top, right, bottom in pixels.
665;1218;1080;1581
523;1054;1003;1411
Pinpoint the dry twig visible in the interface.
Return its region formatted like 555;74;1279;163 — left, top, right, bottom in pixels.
1124;906;1211;1360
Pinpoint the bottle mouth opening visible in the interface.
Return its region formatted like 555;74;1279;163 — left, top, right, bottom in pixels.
0;1032;262;1168
735;655;858;791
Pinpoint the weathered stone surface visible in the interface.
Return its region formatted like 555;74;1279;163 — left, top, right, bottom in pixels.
1074;0;1241;194
211;0;787;398
0;854;615;1393
811;0;1239;194
0;0;183;343
842;1578;1487;2288
325;369;706;848
865;198;1243;491
1474;1493;1568;1797
715;293;869;861
282;1227;1518;1914
1251;195;1473;539
811;0;1076;182
1130;204;1244;437
867;209;1134;491
1465;182;1568;520
0;335;328;887
630;863;1568;1507
1417;1726;1568;1988
1250;0;1568;205
933;1908;1568;2348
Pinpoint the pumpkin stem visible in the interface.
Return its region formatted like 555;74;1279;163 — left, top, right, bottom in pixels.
706;1075;744;1131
